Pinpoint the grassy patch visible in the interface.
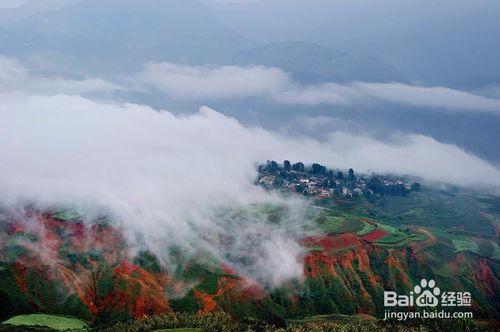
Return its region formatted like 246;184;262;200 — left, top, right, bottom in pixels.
407;231;428;242
316;210;365;234
452;237;480;254
368;191;494;236
374;224;408;246
356;222;377;236
2;314;88;331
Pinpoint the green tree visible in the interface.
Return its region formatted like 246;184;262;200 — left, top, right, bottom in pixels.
283;160;291;171
292;162;304;172
348;168;355;181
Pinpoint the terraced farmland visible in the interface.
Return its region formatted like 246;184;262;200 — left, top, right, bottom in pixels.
311;204;429;249
1;186;498;328
367;191;495;237
316;213;365;234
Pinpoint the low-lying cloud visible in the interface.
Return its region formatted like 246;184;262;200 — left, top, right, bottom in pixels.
4;55;499;115
0;55;122;95
140;62;500;114
280;82;500;113
2;56;500;287
2;93;500;284
0;93;310;286
140;62;291;99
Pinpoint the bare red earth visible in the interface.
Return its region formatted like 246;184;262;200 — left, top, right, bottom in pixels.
362;228;388;242
302;233;359;251
1;211;172;319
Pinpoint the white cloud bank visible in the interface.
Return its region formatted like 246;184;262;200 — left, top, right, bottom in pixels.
0;55;122;95
141;62;291;99
1;93;500;285
3;55;499;114
141;62;500;114
277;82;500;113
2;55;500;286
0;93;308;287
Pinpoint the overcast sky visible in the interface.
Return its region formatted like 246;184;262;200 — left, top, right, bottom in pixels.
0;0;26;8
0;0;256;8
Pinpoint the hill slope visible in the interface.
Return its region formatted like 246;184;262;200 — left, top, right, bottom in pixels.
234;42;405;84
0;190;498;327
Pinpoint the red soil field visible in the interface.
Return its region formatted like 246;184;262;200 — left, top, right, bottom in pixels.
302;233;359;251
362;228;388;242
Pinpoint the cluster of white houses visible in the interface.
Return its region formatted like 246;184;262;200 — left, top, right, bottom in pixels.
258;161;419;199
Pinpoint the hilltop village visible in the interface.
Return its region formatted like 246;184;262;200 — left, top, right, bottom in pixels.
257;160;421;199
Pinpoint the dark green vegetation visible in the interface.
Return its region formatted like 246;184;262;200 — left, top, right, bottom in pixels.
89;313;496;332
1;313;495;332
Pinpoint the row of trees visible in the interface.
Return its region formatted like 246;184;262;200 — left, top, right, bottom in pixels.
260;160;421;197
262;160;355;181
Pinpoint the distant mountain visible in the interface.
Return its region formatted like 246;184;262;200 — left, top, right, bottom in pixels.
306;0;500;88
0;0;404;84
2;0;499;88
233;42;405;84
0;0;253;74
209;0;500;88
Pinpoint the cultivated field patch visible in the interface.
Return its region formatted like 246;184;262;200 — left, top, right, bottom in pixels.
2;314;88;331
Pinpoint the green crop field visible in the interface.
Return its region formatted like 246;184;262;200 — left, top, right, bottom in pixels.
374;224;408;246
315;208;365;234
367;191;495;236
451;237;480;254
356;222;377;236
2;314;88;331
432;229;484;255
